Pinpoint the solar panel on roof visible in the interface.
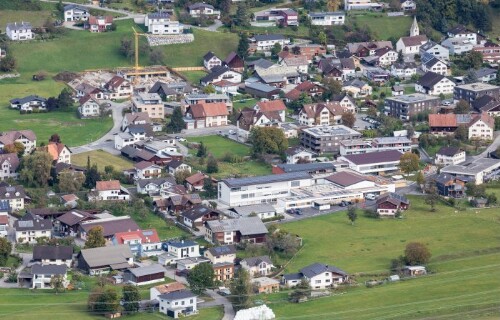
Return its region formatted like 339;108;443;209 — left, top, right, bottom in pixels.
18;220;33;227
142;230;153;236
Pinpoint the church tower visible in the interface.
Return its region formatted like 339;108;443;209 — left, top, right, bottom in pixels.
410;16;419;37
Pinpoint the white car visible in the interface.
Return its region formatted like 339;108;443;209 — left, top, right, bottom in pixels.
365;193;377;200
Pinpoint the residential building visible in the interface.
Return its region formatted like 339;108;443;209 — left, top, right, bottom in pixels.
185;102;229;129
421;57;449;76
224;52;245;72
205;217;268;245
6;22;33;41
384;94;440;121
473;44;500;63
212;262;234;282
77;244;134;275
474;68;497;83
79;216;139;242
85;15;113;32
440;158;500;185
93;180;130;201
46;142;71;164
167;160;192;175
9;95;47;112
133;161;162;180
19;264;68;289
0;130;36;154
337;150;403;174
344;0;382;10
282;262;349;289
468;112;494;140
253;8;298;26
332;93;357;113
435;147;466;166
441;37;474;55
0;185;26;211
185;172;207;192
176;257;210;271
300;125;363;154
113;229;162;257
400;0;416;10
375;193;410;216
433;173;469;197
203;51;222;70
14;217;52;243
284;81;325;102
180;205;221;228
158;290;198;318
136;177;175;195
346;41;393;57
415;72;456;96
253;65;300;87
342;79;372;98
204;245;236;264
114;131;147;150
132;93;164;119
339;136;412;156
218;172;313;207
285;146;315;164
188;3;220;18
471;95;500;116
280;55;309;73
32;245;73;267
184;93;232;108
419;41;449;61
251;277;280;294
63;4;90;21
230;204;277;220
454;83;500;104
447;25;477;45
361;47;398;67
396;35;428;55
255;100;286;122
240;256;274;277
298;102;347;126
200;65;241;86
78;95;100;118
308;11;345;26
428;113;471;135
0;153;19;181
104;75;132;99
123;264;166;285
0;208;8;237
163;240;200;260
252;34;288;51
150;282;186;301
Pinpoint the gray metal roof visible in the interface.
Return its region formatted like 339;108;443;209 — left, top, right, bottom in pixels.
221;172;311;188
159;289;196;300
300;263;348;278
167;240;198;248
241;255;272;267
206;217;268;235
125;264;165;277
79;244;133;268
232;204;276;217
254;34;285;42
207;245;236;256
245;82;280;93
276;163;335;173
31;263;67;276
282;272;302;281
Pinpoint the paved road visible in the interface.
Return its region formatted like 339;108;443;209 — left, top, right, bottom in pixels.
39;0;145;20
71;101;128;154
469;131;500;161
191;20;223;32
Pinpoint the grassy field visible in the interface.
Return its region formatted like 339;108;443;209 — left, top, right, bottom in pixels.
0;288;223;319
0;10;55;28
186;135;251;158
233;98;259;111
179;70;208;85
72;150;134;172
350;12;412;40
262;195;500;319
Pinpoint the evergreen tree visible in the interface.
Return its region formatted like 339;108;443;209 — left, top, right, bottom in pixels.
57;88;74;110
234;2;250;27
229;269;253;311
206;155;219;173
166;107;185;133
237;33;249;59
197;142;208;157
84;163;101;189
122;284;140;312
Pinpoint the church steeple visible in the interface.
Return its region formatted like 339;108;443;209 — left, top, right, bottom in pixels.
410;16;419;37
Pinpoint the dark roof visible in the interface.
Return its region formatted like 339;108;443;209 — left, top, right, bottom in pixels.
168;160;185;169
57;210;95;227
283;272;302;281
189;2;214;10
158;289;196;300
203;51;218;61
222;172;311;188
300;262;348;278
471;95;499;112
80;217;140;237
181;205;220;221
448;24;473;35
200;65;234;84
136;177;174;188
242;255;272;267
275;163;334;173
376;192;409;207
14;218;52;231
33;245;73;261
125;264;165;277
246;58;275;69
416;72;446;89
342;150;402;165
436;146;463;157
326;171;368;187
284;146;314;156
31;264;67;276
207;245;236;256
64;4;88;11
9;95;46;105
254;34;285;42
167;240;198;248
0;185;26;200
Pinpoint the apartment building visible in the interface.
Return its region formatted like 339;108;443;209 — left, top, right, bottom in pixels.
384;94;440;121
300;125;362;154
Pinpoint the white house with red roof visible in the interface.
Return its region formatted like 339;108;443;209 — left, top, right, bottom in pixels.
113;229;162;257
46;142;71;165
185;102;229;129
78;95;100;118
254;100;286;122
104;75;132;99
93;180;130;201
85;15;113;33
134;161;163;180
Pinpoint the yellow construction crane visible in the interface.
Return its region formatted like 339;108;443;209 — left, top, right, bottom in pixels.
132;27;145;73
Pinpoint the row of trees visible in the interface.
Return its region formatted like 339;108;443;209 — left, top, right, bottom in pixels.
88;284;140;314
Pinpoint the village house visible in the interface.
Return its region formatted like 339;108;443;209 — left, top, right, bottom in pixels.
204;245;236;265
14;217;52;243
251;277;280;294
185;172;207;192
158;290;198;318
145;11;183;35
212;261;235;283
0;185;26;211
447;25;478;45
122;112;151;131
205;217;268;245
104;75;132;99
244;82;282;99
132;92;165;120
155;194;202;214
300;125;362;154
159;240;200;265
468;113;494;140
203;51;222;70
282;263;349;289
400;0;417;10
0;153;20;181
185;102;229;129
77;244;134;275
390;62;418;79
253;65;301;87
150;81;194;101
441;37;474;55
280;55;309;73
435;147;466;166
55;209;95;238
474;44;500;63
78;95;100;118
471;95;500;117
200;65;242;86
433;173;468;197
64;4;90;21
212;79;240;95
347;41;393;57
253;8;298;26
428;113;469;135
384;94;440;121
46;142;71;164
61;194;79;209
419;41;449;61
133;161;162;180
92;180;130;201
252;34;289;52
240;256;275;277
123;264;166;286
284;146;315;164
298;102;347;126
6;22;33;41
79;216;139;242
136;177;175;195
0;207;9;237
113;229;162;257
344;0;382;10
85;15;113;32
32;245;73;267
180;205;221;229
342;79;372;98
150;282;186;301
375;193;410;216
284;81;325;102
415;72;456;96
0;130;37;154
167;160;192;175
188;3;220;18
224;52;245;72
18;264;68;289
308;11;345;26
10;95;47;112
421;56;449;76
474;68;497;83
75;83;104;100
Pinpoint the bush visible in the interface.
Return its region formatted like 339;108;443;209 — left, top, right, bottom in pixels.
6;271;17;283
364;208;379;219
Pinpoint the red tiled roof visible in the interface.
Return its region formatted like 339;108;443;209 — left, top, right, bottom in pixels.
187;102;229;118
428;114;457;127
96;180;121;191
468;112;494;129
0;215;8;225
46;142;69;161
185;172;206;185
114;229;160;244
257;100;286;112
106;75;126;89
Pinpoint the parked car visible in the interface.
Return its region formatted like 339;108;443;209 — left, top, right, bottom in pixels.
365;193;377;200
217;287;231;296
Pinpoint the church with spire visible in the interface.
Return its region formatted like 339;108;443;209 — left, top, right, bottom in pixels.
395;16;428;55
410;16;419;37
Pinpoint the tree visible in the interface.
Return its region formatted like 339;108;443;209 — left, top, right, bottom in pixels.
20;151;53;187
50;275;65;294
318;31;327;47
49;133;61;143
397;50;404;63
57;88;74;110
196;142;208;158
84;226;106;249
203;84;216;94
289;278;311;303
0;54;17;72
266;229;300;256
58;170;85;193
237;33;249;59
321;77;342;100
424;180;439;212
46;97;59;111
84;162;101;189
203;177;217;198
416;171;425;190
88;288;120;314
120;37;134;59
149;48;165;65
234;2;250;27
187;262;214;294
399;152;420;176
229;269;252;311
122;284;140;313
166;107;185;133
4;142;25;158
206;155;219;173
454;124;469;142
249;127;288;157
464;69;478;84
174;169;191;184
463;51;483;70
341;112;356;128
404;242;431;265
454;99;470;114
271;42;282;56
487;193;497;205
0;237;12;266
327;0;341;11
347;205;357;225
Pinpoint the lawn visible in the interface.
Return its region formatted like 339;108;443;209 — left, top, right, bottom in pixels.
262;195;500;319
186;135;251;158
0;10;55;28
118;210;188;241
350;12;412;40
233;98;259;111
179;70;208;85
72;150;134;172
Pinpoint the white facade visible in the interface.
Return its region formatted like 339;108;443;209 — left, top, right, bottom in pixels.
114;132;146;149
31;271;68;289
204;250;236;265
435;151;466;166
64;6;90;21
344;0;379;10
420;43;449;61
159;293;198;318
241;260;274;277
167;242;200;259
145;13;183;35
96;189;130;201
309;12;345;26
16;228;52;244
78;99;100;117
204;56;222;70
468;119;493;140
0;157;19;181
6;22;33;41
286;150;315;164
136;164;162;180
338;157;401;174
441;38;474;55
391;65;417;79
422;59;448;76
396;37;426;55
255;38;288;51
415;77;456;96
377;50;398;66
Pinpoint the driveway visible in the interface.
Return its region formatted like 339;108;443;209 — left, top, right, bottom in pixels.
191;20;223;32
179;125;239;137
70;101;128;154
39;0;145;21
